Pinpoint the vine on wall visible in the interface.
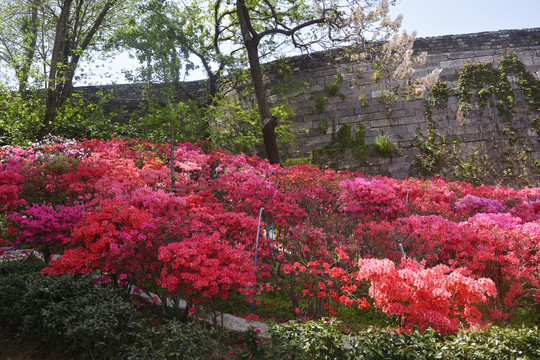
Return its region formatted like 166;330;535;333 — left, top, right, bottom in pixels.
455;52;540;124
414;53;540;187
312;123;368;168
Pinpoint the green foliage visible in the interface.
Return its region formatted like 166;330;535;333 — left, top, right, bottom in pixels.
326;83;339;97
268;318;348;360
429;81;449;107
0;87;124;146
206;95;261;154
53;90;122;140
0;261;218;359
18;274;141;357
348;327;444;360
347;326;540;360
0;90;44;146
0;262;143;359
335;123;352;151
231;327;267;360
373;134;396;156
0;260;44;328
447;326;540;360
320;118;329;133
206;95;296;155
128;320;216;360
230;320;540;360
358;94;368;107
128;97;209;143
312;123;368;168
315;97;328;113
454;53;538;122
499;52;540;114
271;103;297;151
42;286;143;359
325;74;344;97
352;123;368;162
455;61;511;118
282;157;311;167
373;69;383;83
413;103;448;176
380;89;396;115
451;147;494;186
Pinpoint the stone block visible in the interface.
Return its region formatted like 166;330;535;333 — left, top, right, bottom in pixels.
363;111;389;121
388;125;409;137
440;59;468;71
369;119;390;128
391;109;417;119
522;57;535;66
475;49;497;57
449;51;475;60
336;108;354;118
426;53;450;63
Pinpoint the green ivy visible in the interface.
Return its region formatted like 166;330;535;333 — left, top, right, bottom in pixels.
314;96;328;113
413;102;448;176
499;52;540;114
352;123;368;161
373;133;396;157
454;52;540;122
312;123;367;168
320;118;329;133
429;81;449;107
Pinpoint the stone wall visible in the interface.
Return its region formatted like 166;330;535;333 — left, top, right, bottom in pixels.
78;28;540;185
262;28;540;185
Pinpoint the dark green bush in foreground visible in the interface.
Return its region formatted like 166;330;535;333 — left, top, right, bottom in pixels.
232;319;540;360
0;260;214;359
127;320;216;360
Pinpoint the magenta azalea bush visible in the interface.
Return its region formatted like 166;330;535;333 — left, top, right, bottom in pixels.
1;138;539;335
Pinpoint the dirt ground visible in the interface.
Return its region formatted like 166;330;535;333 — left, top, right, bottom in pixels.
0;322;73;360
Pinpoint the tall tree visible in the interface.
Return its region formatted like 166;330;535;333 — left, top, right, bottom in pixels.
115;0;236;106
179;0;405;164
42;0;130;137
0;0;48;94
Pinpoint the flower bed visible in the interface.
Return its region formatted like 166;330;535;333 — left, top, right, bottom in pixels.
1;138;539;335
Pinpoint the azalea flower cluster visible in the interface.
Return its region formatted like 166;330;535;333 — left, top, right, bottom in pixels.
1;138;538;335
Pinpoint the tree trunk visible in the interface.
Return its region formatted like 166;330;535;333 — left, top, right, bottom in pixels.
18;0;42;96
236;0;280;164
245;42;280;164
41;0;73;139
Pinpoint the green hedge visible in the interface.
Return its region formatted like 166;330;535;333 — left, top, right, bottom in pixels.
232;320;540;360
0;260;215;360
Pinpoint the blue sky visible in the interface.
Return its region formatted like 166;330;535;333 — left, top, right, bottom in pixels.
391;0;540;38
81;0;540;85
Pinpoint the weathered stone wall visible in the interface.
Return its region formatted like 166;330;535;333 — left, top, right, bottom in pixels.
262;28;540;185
78;28;540;185
75;81;208;122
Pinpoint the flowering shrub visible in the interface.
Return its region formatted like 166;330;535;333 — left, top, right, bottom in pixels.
1;138;538;335
340;177;408;221
455;194;506;216
158;232;256;300
357;258;497;334
7;203;85;264
0;159;26;211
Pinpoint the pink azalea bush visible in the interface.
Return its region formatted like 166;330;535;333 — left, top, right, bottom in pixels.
1;138;539;335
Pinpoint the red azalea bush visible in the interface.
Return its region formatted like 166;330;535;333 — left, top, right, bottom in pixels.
2;138;539;335
357;257;497;335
